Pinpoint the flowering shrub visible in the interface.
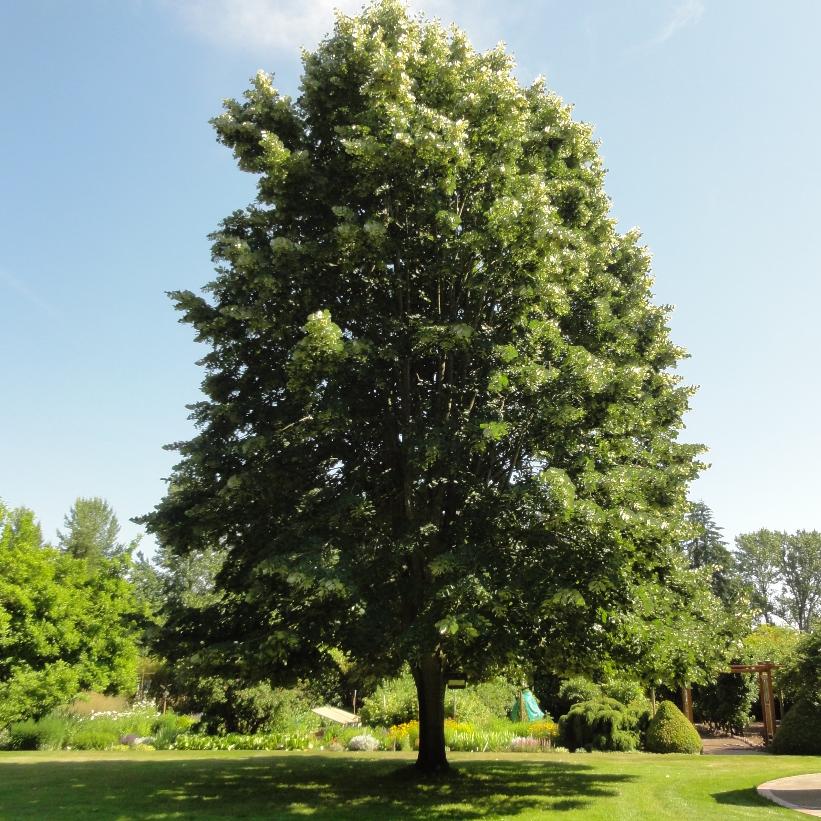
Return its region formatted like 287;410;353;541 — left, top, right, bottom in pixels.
387;720;419;750
527;719;557;738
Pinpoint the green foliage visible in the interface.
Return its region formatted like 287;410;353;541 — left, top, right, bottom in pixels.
141;0;703;769
693;674;755;735
682;502;743;608
3;704;197;752
232;683;319;734
778;531;821;632
771;699;821;755
733;529;821;631
742;624;800;692
448;678;517;724
558;697;643;752
359;669;418;726
58;497;136;563
558;677;602;707
779;627;821;704
360;670;516;726
70;724;121;751
645;700;702;754
7;715;69;751
602;678;647;708
614;552;747;690
196;681;319;735
734;530;782;624
0;503;141;727
152;712;198;749
174;732;314;751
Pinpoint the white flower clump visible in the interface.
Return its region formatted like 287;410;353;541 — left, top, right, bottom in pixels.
347;734;381;751
79;698;160;723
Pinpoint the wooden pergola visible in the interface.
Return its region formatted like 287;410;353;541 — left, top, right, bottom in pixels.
680;662;779;743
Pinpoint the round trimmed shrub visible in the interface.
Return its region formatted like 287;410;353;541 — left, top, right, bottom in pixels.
645;701;702;754
772;699;821;755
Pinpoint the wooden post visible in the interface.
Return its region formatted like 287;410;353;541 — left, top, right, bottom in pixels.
681;685;694;724
728;662;780;743
761;667;776;743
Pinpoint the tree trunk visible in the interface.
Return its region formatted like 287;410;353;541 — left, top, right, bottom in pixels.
413;655;448;773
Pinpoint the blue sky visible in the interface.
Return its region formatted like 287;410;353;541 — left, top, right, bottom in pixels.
2;0;820;554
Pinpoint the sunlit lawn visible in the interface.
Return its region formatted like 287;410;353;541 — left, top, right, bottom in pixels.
1;749;819;819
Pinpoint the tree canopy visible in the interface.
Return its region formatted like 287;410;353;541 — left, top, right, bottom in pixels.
143;0;702;771
58;496;136;564
735;529;821;631
0;502;140;725
614;553;746;691
682;501;741;608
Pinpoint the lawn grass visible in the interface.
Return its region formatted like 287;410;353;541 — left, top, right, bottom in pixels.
0;749;819;819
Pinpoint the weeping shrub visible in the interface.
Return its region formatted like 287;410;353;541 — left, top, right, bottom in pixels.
558;697;642;752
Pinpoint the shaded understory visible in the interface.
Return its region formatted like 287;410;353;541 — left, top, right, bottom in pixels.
0;750;816;819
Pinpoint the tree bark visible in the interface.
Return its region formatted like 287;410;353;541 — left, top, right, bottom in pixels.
413;655;448;773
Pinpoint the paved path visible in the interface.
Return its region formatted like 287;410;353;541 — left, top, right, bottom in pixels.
700;732;765;755
701;736;764;755
758;774;821;817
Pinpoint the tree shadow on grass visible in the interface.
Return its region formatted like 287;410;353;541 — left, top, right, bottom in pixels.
711;787;776;810
0;755;636;819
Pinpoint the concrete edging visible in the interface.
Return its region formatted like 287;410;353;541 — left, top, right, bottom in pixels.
758;775;821;817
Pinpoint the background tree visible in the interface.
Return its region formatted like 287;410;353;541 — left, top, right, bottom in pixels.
778;530;821;632
615;554;747;702
779;626;821;704
742;623;800;710
58;497;136;565
682;501;741;608
0;502;140;727
142;0;702;772
734;529;782;624
735;529;821;631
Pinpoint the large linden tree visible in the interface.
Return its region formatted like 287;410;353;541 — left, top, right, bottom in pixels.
144;0;702;772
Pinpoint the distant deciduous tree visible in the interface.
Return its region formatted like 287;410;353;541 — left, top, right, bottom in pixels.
58;496;136;564
735;529;782;624
0;502;140;726
779;531;821;632
735;529;821;631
